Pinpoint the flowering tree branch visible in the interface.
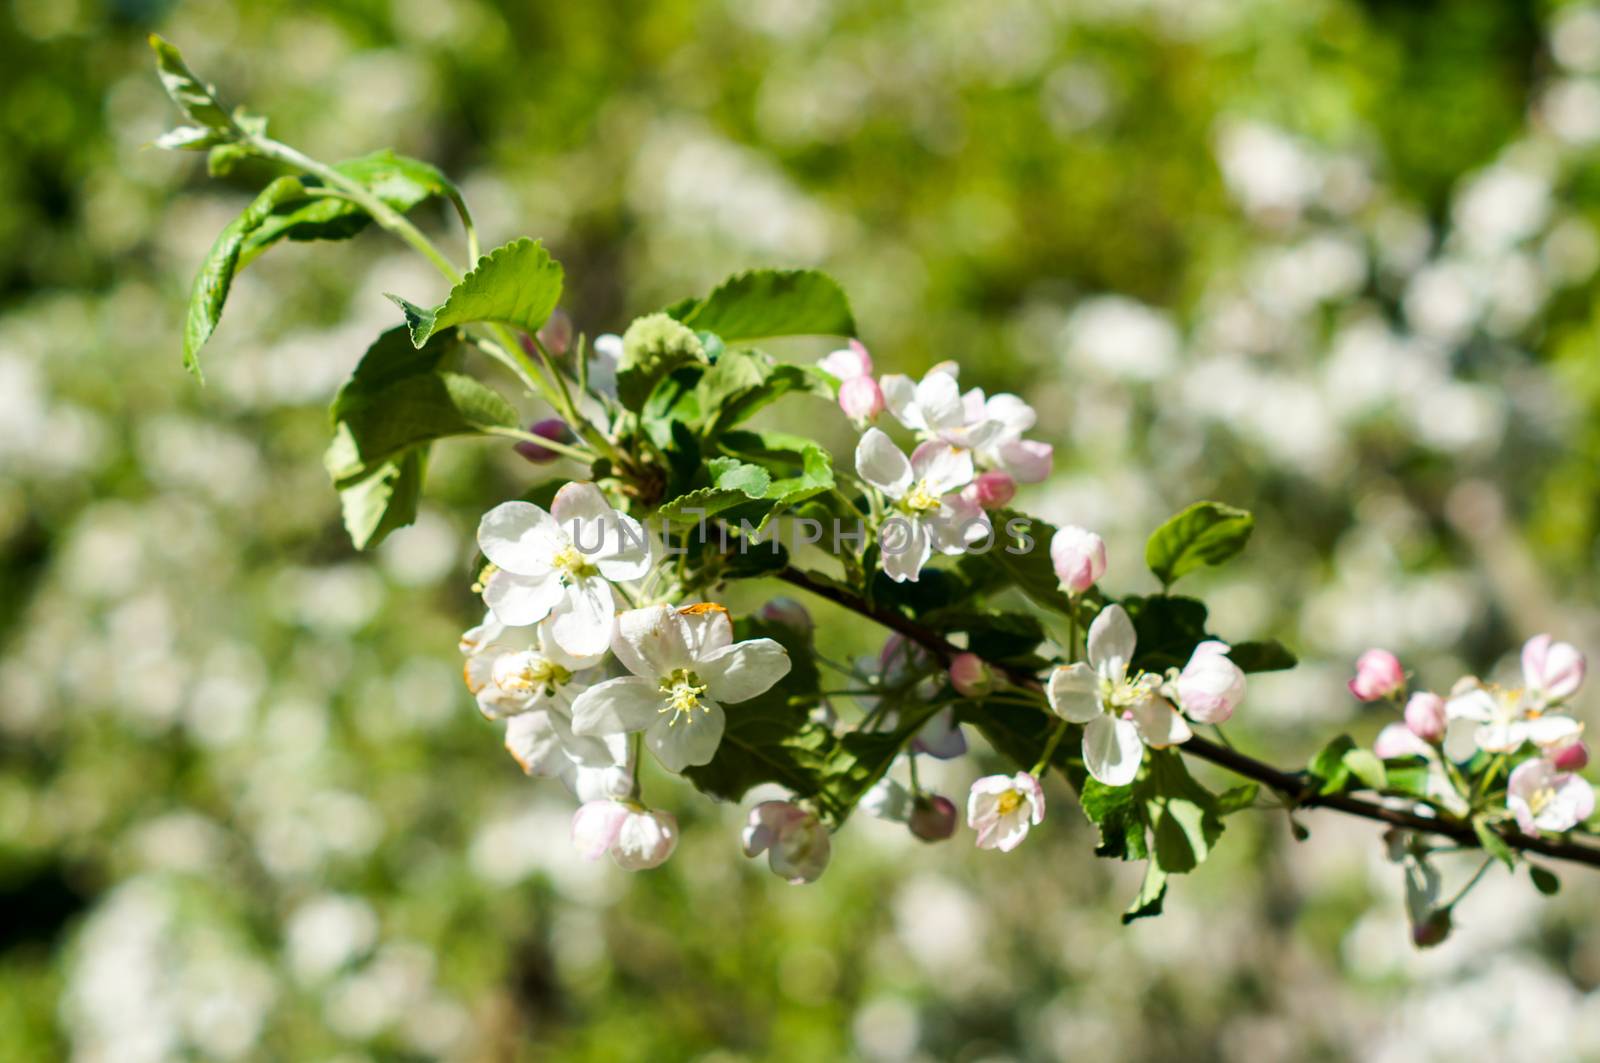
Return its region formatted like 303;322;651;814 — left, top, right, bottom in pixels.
149;34;1600;941
776;566;1600;870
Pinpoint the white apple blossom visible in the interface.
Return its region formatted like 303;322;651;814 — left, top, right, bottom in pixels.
856;428;988;582
570;604;791;773
879;367;1001;451
1522;633;1587;709
959;386;1053;482
572;801;679;869
966;772;1045;851
1046;605;1191;786
742;801;832;883
476;482;652;655
1507;758;1594;835
503;710;632;797
1444;680;1582;757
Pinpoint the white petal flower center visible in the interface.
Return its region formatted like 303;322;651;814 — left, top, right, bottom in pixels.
659;668;709;726
493;654;572;696
1527;784;1556;817
995;789;1024;816
900;480;942;515
552;543;597;582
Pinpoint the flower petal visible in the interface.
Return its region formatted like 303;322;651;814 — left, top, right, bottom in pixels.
880;374;923;431
1087;605;1137;675
880;519;932;582
549;707;630;768
550;577;617;657
611;604;691;678
909;441;974;496
645;700;726;772
1131;697;1192;748
503;713;565;775
676;603;733;660
855;428;913;497
570;676;662;735
1083;714;1143;786
914;371;964;431
699;638;792;704
1046;663;1101;723
483;569;564;627
478;501;560;573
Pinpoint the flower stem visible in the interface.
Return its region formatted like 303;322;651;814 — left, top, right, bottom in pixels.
1031;720;1072;778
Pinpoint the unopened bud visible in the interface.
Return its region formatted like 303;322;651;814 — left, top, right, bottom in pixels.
908;794;958;842
1411;908;1452;949
1348;649;1404;702
536;308;573;357
759;597;813;635
949;652;992;698
514;418;572;463
1049;525;1107;595
962;470;1016;511
1551;739;1591;772
1403;691;1447;743
839;375;885;421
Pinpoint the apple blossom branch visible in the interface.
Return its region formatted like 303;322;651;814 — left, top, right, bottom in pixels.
774;566;1600;871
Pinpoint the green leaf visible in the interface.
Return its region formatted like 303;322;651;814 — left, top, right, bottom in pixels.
1122;863;1168;924
693;348;832;440
323;327;516;486
1120;595;1210;674
1226;639;1298;673
390;238;563;347
1145;501;1255;587
972;510;1077;615
1216;783;1260;815
339;448;427;551
1308;734;1356;795
1145;751;1224;873
670;269;857;342
1530;865;1561;895
239;150;466;266
1080;775;1148;861
1472;816;1518;870
182;176;311;379
711;431;837;533
1342;748;1388;791
658;458;774;522
149;35;236;132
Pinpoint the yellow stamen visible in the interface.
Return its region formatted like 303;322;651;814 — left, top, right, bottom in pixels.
901;480;941;515
552;544;597;582
996;790;1022;816
658;668;708;727
471;562;498;594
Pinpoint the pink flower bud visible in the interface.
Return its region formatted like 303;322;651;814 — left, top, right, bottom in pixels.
1348;649;1404;702
1522;633;1586;706
1552;739;1591;772
571;800;629;861
948;652;992;698
1411;908;1452;949
1403;691;1447;743
759;597;812;635
838;375;885;421
536;308;573;356
514;418;572;463
908;794;958;842
961;470;1016;511
818;339;873;380
742;801;830;883
610;808;678;870
1049;525;1107;595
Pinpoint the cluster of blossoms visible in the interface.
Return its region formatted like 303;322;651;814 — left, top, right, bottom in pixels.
1358;636;1595;834
462;481;797;871
823;346;1054;583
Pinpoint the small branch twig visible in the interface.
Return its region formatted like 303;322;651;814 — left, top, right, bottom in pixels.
776;566;1600;870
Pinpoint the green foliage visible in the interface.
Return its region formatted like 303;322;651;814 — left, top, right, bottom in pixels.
1473;816;1518;870
667;269;857;342
149;34;236;135
1227;639;1298;673
1145;501;1255;588
970;510;1077;615
390;238;563;347
1307;734;1358;795
323;327;515;548
1530;865;1561;895
616;312;709;410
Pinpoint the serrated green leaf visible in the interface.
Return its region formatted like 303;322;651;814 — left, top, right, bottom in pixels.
1145;751;1225;874
390;238;562;347
693;348;832;440
973;510;1077;615
670;269;857;342
1145;501;1255;587
712;431;837;533
182;176;311;379
658;459;774;522
1342;748;1388;791
1121;594;1210;674
149;35;235;132
1227;639;1298;673
1472;816;1517;870
339;448;427;551
324;327;516;487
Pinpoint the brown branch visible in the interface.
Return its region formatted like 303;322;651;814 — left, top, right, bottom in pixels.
777;566;1600;870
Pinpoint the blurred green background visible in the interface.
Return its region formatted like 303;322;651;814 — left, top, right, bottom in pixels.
8;0;1600;1059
